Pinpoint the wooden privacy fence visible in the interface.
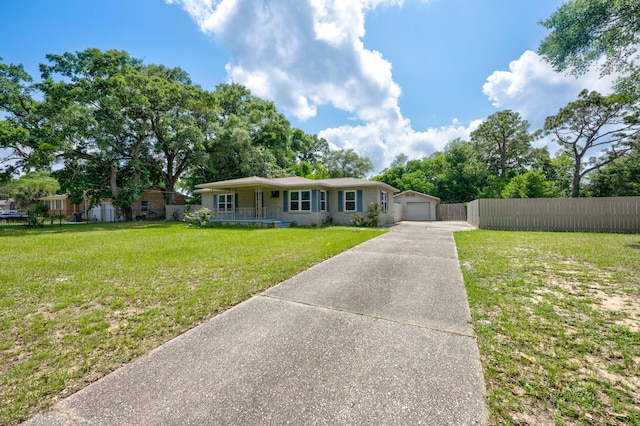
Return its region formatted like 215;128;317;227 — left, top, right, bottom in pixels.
467;197;640;233
436;203;467;221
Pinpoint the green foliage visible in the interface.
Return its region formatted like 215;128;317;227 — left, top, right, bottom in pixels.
471;110;538;179
0;58;63;172
349;214;367;227
183;206;214;226
325;148;374;179
539;0;640;75
544;90;640;197
501;171;558;198
192;83;295;184
2;171;60;208
350;203;384;227
25;209;45;227
585;148;640;196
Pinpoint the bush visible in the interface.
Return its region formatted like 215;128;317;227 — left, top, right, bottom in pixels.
184;207;214;226
350;214;367;227
350;204;384;227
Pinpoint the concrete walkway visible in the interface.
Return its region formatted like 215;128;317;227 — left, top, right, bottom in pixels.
26;221;487;426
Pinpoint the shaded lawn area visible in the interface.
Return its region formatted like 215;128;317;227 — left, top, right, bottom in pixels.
0;222;386;425
455;230;640;426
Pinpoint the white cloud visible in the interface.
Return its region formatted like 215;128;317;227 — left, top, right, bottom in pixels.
319;118;480;172
483;50;619;129
170;0;461;171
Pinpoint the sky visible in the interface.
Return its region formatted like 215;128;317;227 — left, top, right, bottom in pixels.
0;0;619;173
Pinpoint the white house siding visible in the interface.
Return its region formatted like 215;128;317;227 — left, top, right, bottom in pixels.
201;192;214;212
329;186;394;226
199;182;396;226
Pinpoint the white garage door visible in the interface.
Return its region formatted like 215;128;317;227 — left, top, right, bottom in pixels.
405;202;431;221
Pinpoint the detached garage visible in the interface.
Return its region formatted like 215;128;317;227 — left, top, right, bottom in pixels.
394;190;441;221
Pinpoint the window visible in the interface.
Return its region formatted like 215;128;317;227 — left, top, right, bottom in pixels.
320;191;327;212
271;190;280;198
55;200;63;210
289;190;311;212
380;191;388;211
44;200;52;209
141;201;149;212
344;190;356;212
218;194;234;212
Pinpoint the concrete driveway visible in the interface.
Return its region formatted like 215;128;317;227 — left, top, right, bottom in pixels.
26;221;487;426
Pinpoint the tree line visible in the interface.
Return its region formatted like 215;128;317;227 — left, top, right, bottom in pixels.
0;49;373;215
376;0;640;202
1;0;639;211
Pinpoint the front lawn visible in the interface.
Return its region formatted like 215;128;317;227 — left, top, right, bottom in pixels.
455;230;640;425
0;222;385;425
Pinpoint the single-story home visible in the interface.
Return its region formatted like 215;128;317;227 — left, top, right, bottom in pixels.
194;176;399;226
39;186;186;222
394;190;441;221
131;186;187;220
0;198;16;211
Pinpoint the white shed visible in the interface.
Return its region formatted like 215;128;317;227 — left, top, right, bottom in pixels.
394;190;441;221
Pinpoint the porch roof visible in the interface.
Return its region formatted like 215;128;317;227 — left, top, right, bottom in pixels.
194;176;398;194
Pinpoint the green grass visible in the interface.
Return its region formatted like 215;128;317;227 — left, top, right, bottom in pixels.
455;230;640;425
0;222;385;425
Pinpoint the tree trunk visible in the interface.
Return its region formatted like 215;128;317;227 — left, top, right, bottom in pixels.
571;165;581;198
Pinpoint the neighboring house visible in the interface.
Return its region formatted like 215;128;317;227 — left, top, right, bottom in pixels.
195;176;398;226
394;190;441;221
39;194;83;219
131;186;187;220
0;198;16;211
38;186;187;222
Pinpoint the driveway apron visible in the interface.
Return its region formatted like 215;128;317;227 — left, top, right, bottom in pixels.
26;221;487;426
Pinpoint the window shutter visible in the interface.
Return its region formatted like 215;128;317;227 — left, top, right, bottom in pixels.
213;195;218;210
338;190;343;212
312;190;318;212
283;191;288;212
357;190;363;212
235;193;239;209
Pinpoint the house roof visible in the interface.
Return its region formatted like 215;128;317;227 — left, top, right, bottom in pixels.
393;190;441;202
194;176;398;193
39;194;69;201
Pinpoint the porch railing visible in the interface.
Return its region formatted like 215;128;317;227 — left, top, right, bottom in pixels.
214;207;283;221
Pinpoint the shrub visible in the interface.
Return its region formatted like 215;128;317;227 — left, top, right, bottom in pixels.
350;214;367;227
350;203;384;227
184;207;214;226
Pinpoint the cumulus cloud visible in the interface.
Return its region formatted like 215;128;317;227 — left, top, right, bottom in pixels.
168;0;459;171
483;50;618;129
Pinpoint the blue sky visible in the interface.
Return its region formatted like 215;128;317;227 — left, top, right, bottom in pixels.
0;0;617;172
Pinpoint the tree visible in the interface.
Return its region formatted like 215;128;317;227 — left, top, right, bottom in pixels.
190;83;295;184
324;149;373;179
289;129;330;179
0;58;63;172
3;171;59;209
40;48;156;217
544;90;640;197
144;65;209;204
432;139;488;203
470;110;538;179
539;0;640;76
584;146;640;196
501;171;558;198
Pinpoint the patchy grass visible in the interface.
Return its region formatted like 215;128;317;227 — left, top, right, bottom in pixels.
0;222;385;425
455;230;640;425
